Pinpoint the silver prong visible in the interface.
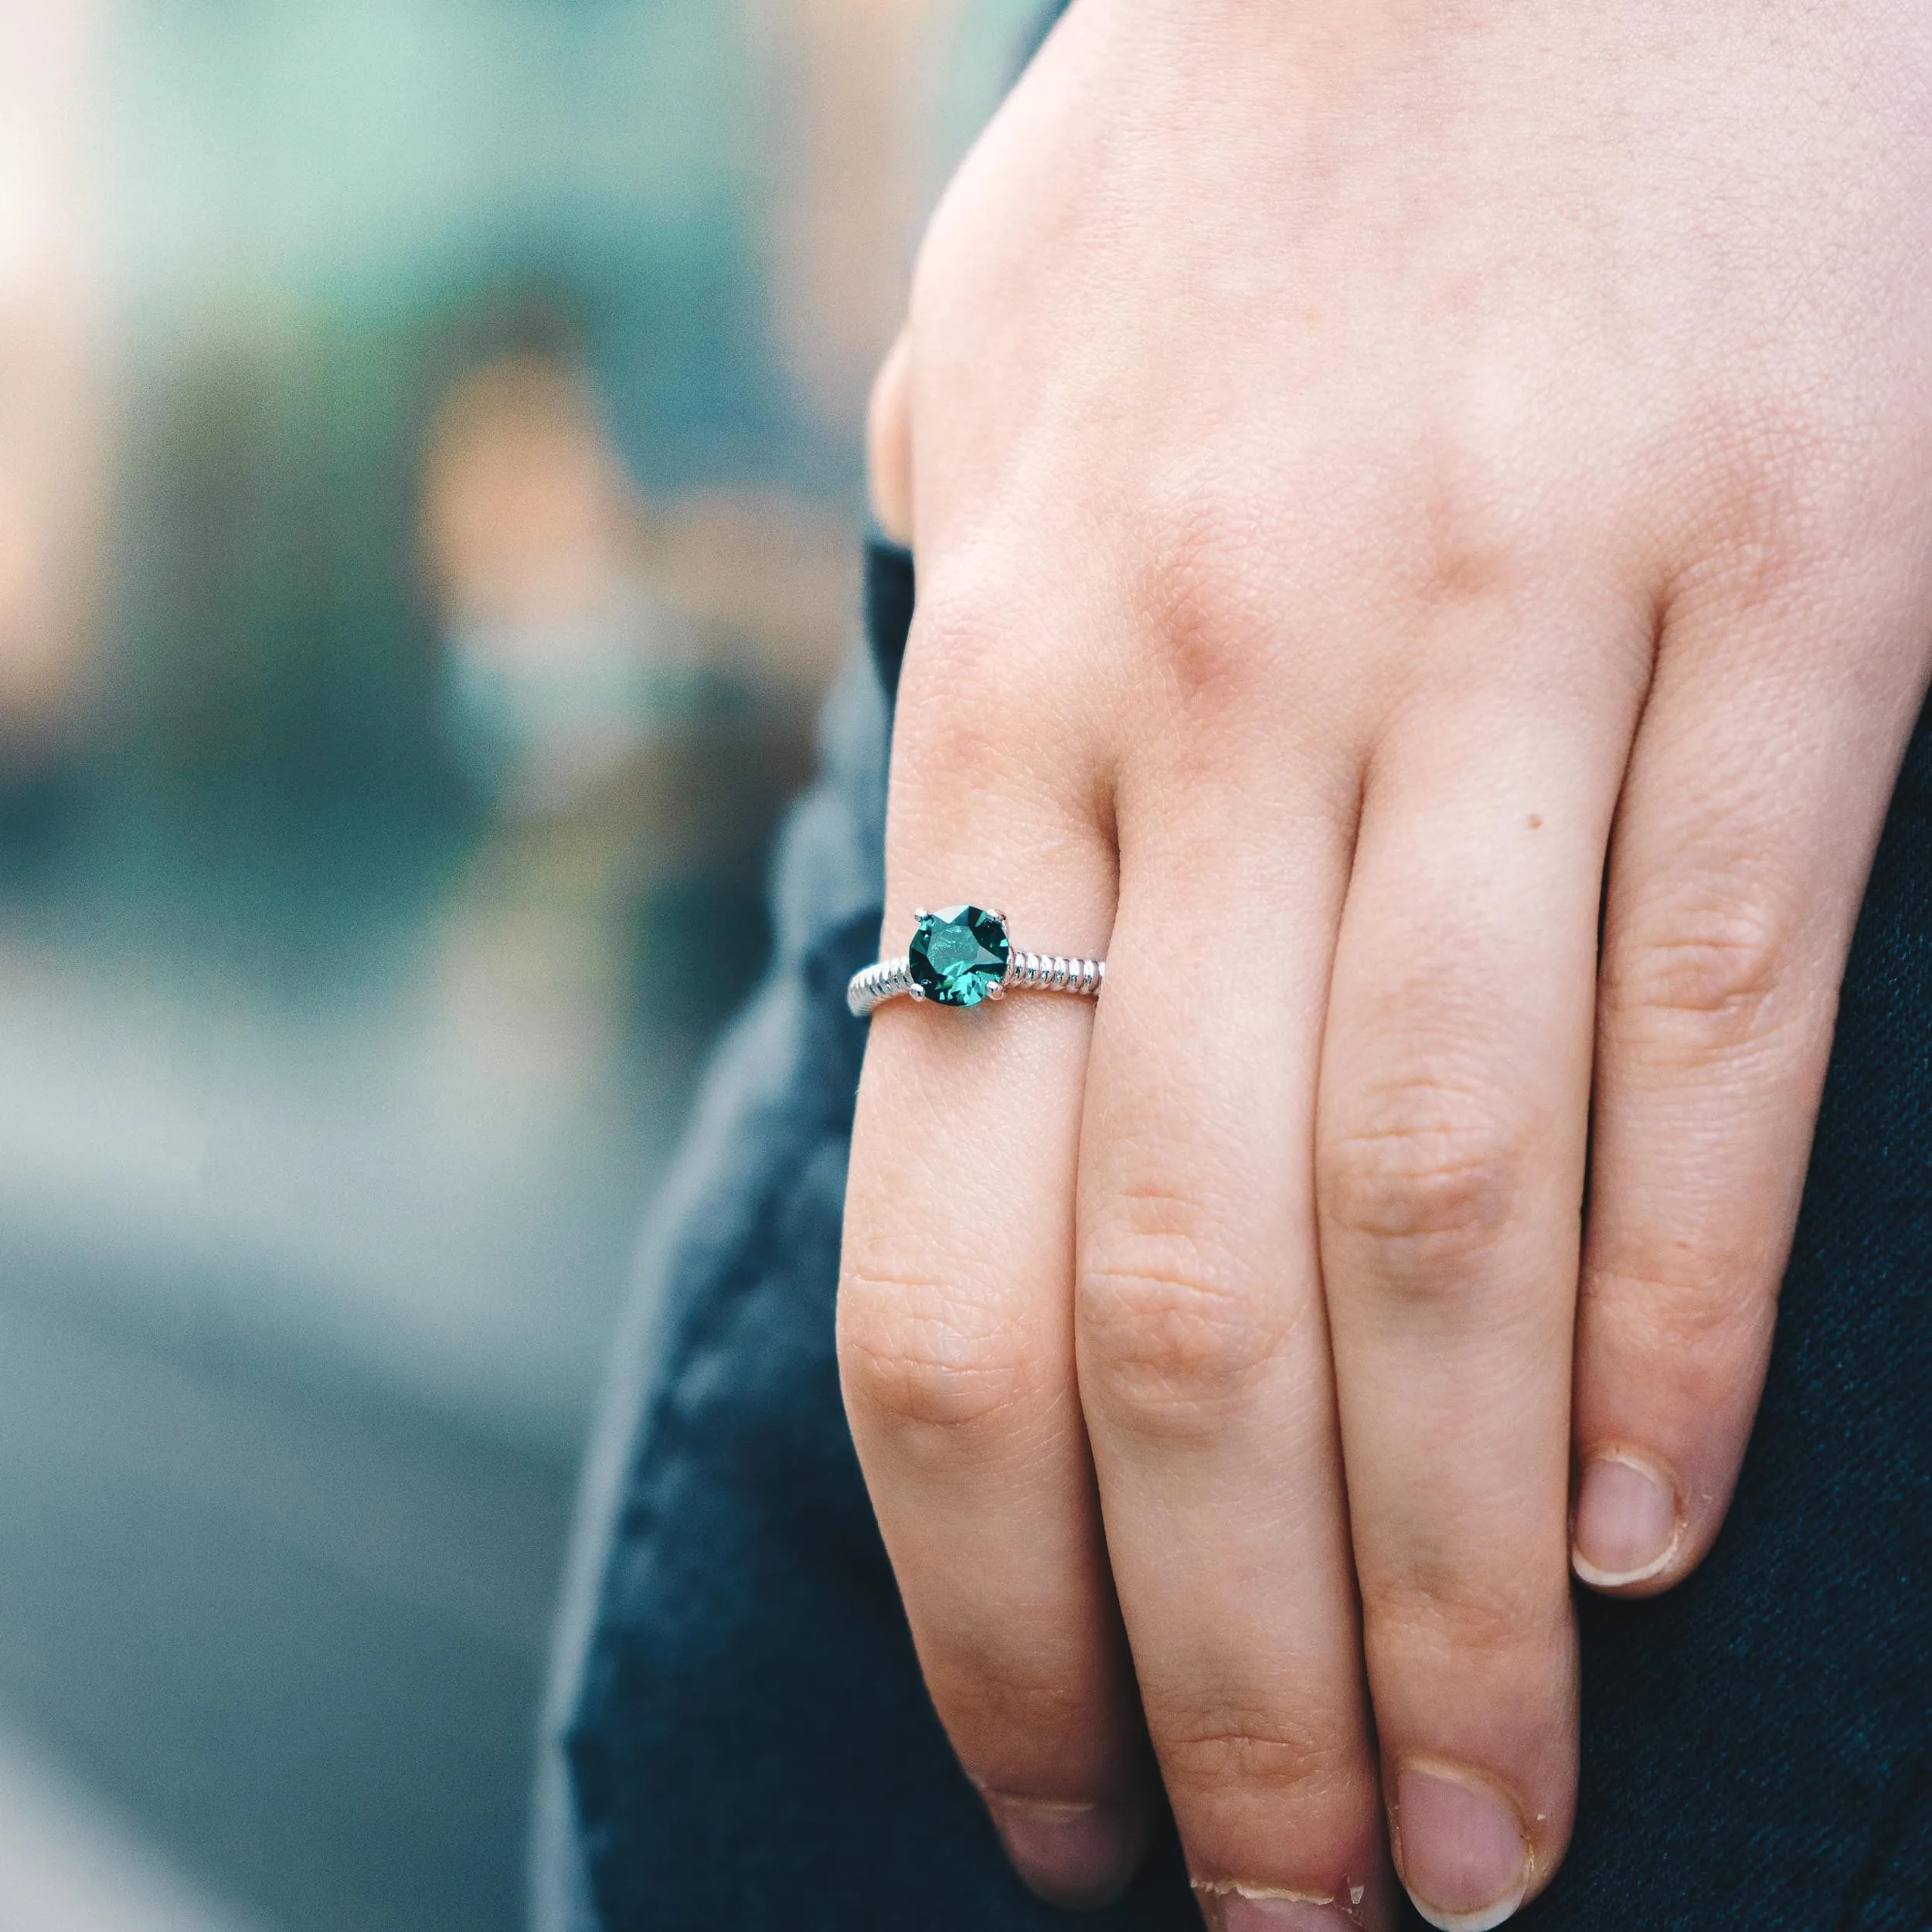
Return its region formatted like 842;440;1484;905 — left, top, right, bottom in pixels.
913;908;929;922
986;985;1005;1002
909;985;925;1001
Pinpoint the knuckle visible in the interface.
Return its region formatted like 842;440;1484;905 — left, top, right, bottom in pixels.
1141;490;1284;714
837;1269;1030;1440
894;580;1059;749
887;607;1037;794
1403;446;1521;611
1318;1079;1533;1277
927;1645;1100;1751
1151;1704;1363;1811
1585;1257;1778;1386
1604;886;1800;1060
1078;1202;1283;1436
1372;1565;1560;1665
900;586;1001;703
1669;391;1864;611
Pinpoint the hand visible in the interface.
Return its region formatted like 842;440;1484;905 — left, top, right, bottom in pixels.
839;2;1932;1924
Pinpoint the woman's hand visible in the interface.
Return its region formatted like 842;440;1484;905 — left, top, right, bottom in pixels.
838;2;1932;1924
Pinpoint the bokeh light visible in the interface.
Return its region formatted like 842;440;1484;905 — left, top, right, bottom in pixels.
0;2;1036;1927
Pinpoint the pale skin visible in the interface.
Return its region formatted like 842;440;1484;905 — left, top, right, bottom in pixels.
837;2;1932;1927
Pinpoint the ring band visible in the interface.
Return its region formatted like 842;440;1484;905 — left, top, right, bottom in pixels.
848;904;1106;1019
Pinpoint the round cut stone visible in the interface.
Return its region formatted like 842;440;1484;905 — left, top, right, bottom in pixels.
908;905;1009;1008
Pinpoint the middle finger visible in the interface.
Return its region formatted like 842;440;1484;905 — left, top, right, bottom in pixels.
1077;723;1386;1931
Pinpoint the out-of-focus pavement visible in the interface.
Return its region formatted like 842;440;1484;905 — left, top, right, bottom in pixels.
0;1279;565;1932
0;0;1046;1922
0;897;684;1932
0;923;679;1452
0;1721;269;1932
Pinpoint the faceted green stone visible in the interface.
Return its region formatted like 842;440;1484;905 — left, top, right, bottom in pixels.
908;905;1009;1008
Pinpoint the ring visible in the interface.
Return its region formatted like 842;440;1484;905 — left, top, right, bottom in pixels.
847;904;1106;1018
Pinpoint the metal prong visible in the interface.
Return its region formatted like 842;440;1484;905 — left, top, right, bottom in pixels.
913;909;929;921
908;986;925;1001
986;985;1005;1002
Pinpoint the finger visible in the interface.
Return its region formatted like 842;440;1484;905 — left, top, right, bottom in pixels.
1574;564;1932;1594
866;330;913;544
837;599;1140;1908
1315;606;1648;1931
1074;731;1396;1932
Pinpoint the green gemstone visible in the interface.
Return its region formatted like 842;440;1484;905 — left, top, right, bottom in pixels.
908;905;1010;1008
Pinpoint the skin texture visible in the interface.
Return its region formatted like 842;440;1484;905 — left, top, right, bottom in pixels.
838;1;1932;1924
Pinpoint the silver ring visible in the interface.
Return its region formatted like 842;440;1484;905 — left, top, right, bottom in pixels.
848;904;1106;1019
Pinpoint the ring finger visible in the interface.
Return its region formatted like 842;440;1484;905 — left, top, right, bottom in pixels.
838;597;1143;1908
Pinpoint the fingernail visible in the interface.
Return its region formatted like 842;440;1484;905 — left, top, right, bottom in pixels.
983;1794;1137;1909
1394;1764;1530;1932
1199;1886;1362;1932
1572;1453;1681;1587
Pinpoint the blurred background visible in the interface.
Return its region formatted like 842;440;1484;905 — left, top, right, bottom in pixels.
0;2;1036;1926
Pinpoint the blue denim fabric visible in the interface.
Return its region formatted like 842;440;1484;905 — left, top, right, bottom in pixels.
534;537;1930;1931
